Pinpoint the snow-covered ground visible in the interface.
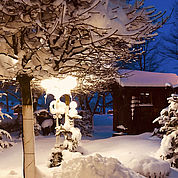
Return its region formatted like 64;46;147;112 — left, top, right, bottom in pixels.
0;114;178;178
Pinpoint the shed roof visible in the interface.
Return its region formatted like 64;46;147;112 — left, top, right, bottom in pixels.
116;70;178;87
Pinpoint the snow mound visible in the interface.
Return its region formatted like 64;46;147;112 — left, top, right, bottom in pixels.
53;153;144;178
126;155;170;178
62;150;82;161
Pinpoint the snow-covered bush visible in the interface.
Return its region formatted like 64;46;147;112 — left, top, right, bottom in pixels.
0;109;14;151
125;155;170;178
34;109;54;136
75;110;93;137
157;130;178;167
48;124;82;167
48;100;82;168
34;122;41;136
53;153;144;178
153;94;178;168
0;129;13;151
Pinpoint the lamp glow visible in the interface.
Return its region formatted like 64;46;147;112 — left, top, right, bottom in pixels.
40;75;81;161
41;76;77;99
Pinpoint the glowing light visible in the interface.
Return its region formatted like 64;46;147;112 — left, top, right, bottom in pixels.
50;99;66;116
41;76;77;99
63;76;77;91
69;101;77;109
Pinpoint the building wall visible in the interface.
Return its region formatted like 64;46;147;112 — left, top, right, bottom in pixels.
112;84;175;134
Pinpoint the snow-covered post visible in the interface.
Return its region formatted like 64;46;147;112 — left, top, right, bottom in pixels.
49;99;66;146
18;75;35;178
41;76;82;166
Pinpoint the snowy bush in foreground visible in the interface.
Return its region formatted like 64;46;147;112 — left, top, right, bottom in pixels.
157;130;178;168
125;155;170;178
153;94;178;168
53;153;144;178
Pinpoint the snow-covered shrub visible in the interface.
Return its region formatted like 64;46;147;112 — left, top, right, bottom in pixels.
48;149;82;168
0;129;13;151
48;104;82;168
75;110;93;137
157;130;178;168
48;147;63;168
153;94;178;168
49;125;82;167
34;122;41;136
62;127;82;151
34;109;54;136
125;155;170;178
0;109;14;151
53;153;144;178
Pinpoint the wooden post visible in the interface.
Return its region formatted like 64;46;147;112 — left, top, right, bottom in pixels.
18;75;35;178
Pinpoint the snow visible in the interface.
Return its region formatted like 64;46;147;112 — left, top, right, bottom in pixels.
0;54;18;79
116;69;178;87
157;130;178;165
54;153;144;178
125;155;170;177
41;119;53;129
117;125;127;130
0;114;177;178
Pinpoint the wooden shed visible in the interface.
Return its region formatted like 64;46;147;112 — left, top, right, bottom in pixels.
112;70;178;135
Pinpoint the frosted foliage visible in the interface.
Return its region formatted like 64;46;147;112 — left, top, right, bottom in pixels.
0;109;13;120
126;155;170;178
0;0;165;92
68;101;82;119
87;0;129;34
0;109;13;151
53;154;144;178
153;94;178;168
0;129;13;151
0;55;18;78
75;110;93;137
70;127;82;143
153;94;178;134
59;127;81;151
157;130;178;167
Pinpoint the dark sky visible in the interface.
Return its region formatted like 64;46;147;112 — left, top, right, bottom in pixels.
144;0;178;74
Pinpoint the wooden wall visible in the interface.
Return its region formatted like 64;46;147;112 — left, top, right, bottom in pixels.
112;84;175;134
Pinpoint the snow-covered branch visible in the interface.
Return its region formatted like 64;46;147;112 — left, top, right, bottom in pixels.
0;0;167;92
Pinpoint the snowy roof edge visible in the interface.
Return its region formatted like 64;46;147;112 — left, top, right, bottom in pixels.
116;70;178;87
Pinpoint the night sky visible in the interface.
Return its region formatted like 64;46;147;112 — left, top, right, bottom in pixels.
144;0;178;74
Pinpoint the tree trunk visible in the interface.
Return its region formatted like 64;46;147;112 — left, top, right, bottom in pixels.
6;93;9;112
18;75;35;178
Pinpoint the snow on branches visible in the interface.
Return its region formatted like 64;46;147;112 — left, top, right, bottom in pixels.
0;129;13;151
0;0;167;92
0;108;13;151
153;94;178;168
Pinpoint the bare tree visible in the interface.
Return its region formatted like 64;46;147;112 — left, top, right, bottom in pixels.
159;4;178;62
0;0;167;177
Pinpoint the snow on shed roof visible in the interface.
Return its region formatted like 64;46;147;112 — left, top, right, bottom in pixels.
116;70;178;87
